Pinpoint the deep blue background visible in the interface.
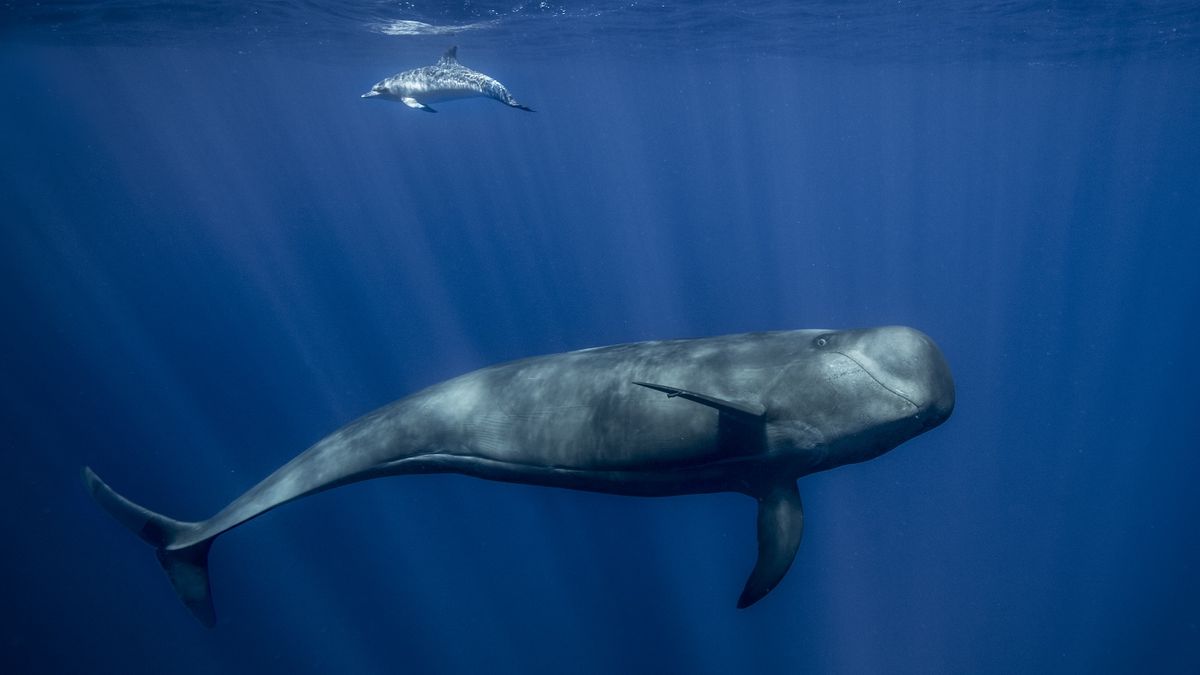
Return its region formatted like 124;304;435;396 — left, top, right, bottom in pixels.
2;4;1200;673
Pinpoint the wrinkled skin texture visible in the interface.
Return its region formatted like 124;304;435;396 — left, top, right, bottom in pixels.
188;326;954;544
86;325;954;624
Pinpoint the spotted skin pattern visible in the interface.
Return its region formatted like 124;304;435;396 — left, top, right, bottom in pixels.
363;46;532;112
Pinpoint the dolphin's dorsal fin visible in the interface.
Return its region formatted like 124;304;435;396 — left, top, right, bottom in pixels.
633;381;766;422
438;46;459;65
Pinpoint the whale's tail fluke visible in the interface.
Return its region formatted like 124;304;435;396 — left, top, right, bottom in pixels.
82;467;217;627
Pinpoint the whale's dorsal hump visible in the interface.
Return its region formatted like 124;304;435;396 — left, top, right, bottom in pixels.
438;46;459;66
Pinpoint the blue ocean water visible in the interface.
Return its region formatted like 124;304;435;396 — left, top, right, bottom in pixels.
2;1;1199;673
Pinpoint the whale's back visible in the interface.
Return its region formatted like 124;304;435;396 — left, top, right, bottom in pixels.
399;332;806;470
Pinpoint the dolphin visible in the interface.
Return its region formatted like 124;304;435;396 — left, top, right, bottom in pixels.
361;46;532;113
84;326;954;626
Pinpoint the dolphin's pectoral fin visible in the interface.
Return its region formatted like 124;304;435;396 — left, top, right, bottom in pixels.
401;97;437;112
738;482;804;609
632;381;765;423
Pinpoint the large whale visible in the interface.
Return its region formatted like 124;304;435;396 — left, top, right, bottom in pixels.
361;46;532;112
84;326;954;626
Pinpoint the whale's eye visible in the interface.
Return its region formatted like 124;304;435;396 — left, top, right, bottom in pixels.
814;336;829;348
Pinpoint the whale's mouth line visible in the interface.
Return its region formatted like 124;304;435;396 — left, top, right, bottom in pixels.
834;351;920;411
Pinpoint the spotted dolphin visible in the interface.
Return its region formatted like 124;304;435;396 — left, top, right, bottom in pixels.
84;326;954;626
361;46;532;113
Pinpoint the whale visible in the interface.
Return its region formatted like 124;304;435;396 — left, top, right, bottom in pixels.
83;325;954;626
361;46;532;113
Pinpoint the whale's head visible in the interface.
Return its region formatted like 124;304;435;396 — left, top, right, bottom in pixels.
766;326;955;473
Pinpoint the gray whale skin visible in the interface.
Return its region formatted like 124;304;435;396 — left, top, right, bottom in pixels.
84;325;954;626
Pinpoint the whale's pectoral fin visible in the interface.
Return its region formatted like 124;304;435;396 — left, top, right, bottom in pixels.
402;97;437;112
632;381;765;423
738;482;804;609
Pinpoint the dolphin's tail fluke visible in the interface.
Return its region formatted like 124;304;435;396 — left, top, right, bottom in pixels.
82;467;217;627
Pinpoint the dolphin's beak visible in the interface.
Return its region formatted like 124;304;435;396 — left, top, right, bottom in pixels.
361;90;381;98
